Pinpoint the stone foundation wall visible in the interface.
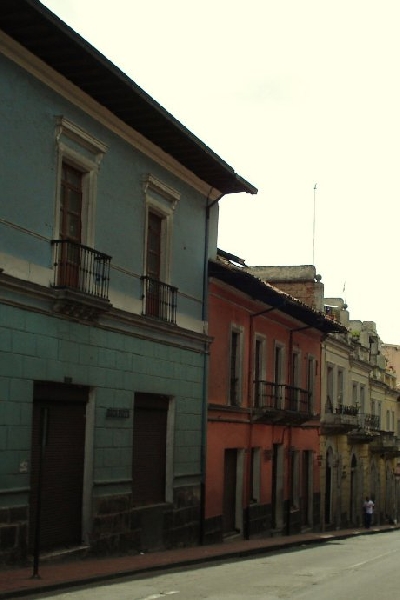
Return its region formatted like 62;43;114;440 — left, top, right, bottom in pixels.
246;503;271;537
90;485;201;555
0;506;28;564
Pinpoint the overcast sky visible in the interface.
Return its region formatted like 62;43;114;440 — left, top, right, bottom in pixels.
41;0;400;344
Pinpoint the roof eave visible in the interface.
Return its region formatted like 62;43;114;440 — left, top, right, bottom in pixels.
0;0;257;196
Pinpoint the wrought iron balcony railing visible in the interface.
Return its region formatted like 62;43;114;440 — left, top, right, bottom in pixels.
253;380;284;410
358;412;380;431
52;240;111;299
141;276;177;324
284;385;311;413
253;381;312;422
334;404;359;416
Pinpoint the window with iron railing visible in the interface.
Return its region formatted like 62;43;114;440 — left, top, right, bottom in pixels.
141;276;177;324
52;239;111;299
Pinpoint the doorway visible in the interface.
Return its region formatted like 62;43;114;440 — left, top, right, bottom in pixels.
29;383;87;551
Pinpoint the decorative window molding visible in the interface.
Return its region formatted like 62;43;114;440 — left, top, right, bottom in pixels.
54;116;107;248
143;173;180;212
143;174;179;285
55;116;107;163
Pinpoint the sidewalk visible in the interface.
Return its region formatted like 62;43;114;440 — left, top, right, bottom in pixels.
1;524;399;599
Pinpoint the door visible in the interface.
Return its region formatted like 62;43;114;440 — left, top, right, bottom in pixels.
350;454;358;525
272;444;284;529
223;449;237;535
132;393;168;506
29;384;87;551
324;449;333;525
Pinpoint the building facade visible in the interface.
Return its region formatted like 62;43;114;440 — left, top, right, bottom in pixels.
246;267;400;529
322;305;400;529
204;253;342;543
0;2;256;563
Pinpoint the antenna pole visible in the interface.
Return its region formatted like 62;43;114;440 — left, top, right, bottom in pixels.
312;183;317;265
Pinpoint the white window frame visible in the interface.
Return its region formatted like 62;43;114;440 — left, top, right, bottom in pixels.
54;117;106;247
143;174;180;284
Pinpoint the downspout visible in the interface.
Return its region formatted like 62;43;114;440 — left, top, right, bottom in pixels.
286;324;313;536
199;189;224;545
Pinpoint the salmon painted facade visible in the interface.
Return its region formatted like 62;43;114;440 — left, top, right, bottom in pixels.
204;253;344;543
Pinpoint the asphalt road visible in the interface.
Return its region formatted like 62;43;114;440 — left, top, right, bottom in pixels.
34;532;400;600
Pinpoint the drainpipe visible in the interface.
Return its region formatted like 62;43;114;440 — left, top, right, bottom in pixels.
245;306;280;540
199;189;224;545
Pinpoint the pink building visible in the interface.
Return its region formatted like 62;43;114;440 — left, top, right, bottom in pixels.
204;252;343;543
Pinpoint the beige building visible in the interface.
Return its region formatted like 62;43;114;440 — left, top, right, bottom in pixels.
322;304;399;528
246;266;400;530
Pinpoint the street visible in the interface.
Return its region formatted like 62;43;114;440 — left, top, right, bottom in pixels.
33;532;400;600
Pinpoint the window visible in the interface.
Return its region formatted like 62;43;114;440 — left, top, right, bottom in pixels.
360;385;366;413
54;117;106;247
306;355;316;413
352;382;358;406
146;211;162;281
53;117;110;298
57;163;83;288
274;344;284;408
337;368;344;406
326;364;334;412
142;175;180;322
291;351;301;411
253;335;266;407
229;327;243;406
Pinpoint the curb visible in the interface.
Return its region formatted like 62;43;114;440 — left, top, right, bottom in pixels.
1;526;399;599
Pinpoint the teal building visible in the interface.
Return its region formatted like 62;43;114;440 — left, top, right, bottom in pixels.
0;0;256;562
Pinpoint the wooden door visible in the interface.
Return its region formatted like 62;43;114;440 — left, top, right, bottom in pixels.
223;449;237;534
29;387;86;551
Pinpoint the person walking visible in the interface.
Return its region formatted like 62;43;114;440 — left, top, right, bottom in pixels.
364;496;374;529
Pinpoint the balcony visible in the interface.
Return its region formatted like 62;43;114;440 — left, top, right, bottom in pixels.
321;403;359;434
253;380;312;425
141;276;177;324
52;240;111;319
369;432;400;457
347;413;381;444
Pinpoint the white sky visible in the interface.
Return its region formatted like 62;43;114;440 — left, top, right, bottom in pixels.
41;0;400;344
